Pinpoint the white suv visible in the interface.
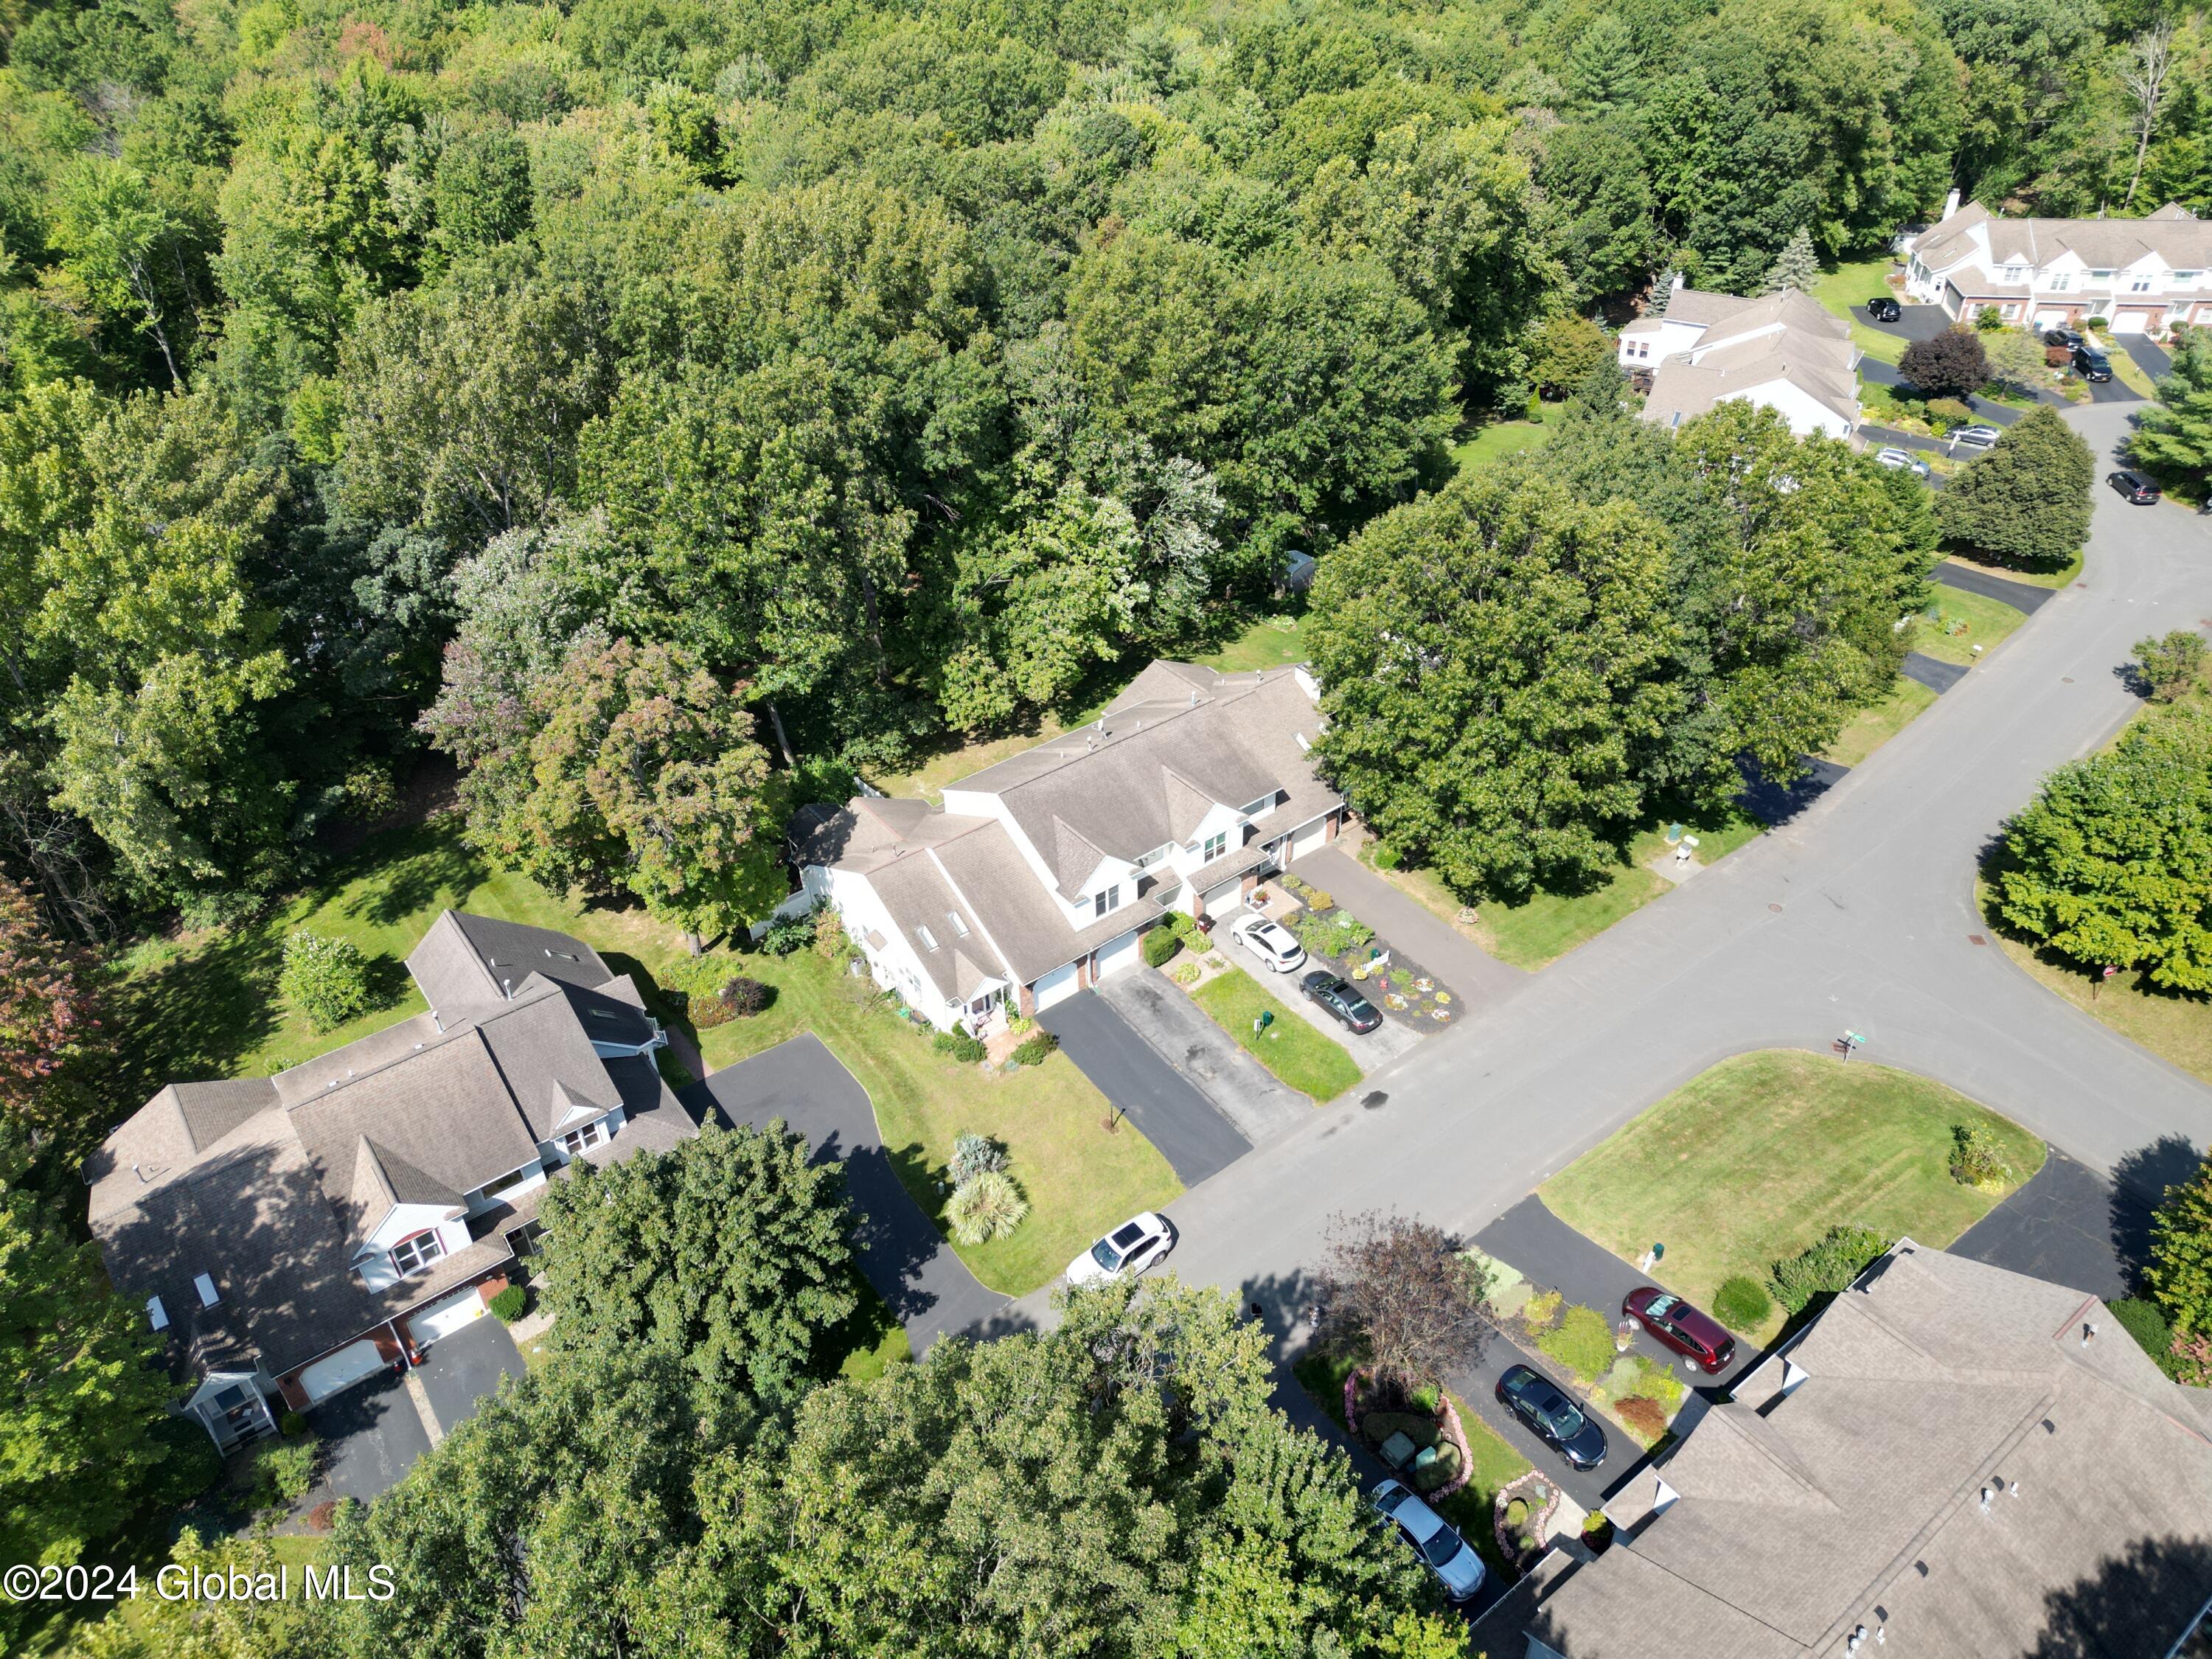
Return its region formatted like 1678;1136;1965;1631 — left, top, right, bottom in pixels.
1229;915;1307;973
1067;1212;1174;1286
1371;1479;1486;1601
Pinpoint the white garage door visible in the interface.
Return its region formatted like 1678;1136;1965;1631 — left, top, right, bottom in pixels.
406;1285;487;1349
1094;930;1141;982
2112;309;2152;334
1290;816;1328;860
2034;308;2067;327
1033;960;1081;1011
298;1339;386;1405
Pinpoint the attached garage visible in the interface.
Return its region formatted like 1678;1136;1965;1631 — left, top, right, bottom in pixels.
297;1339;388;1405
1032;959;1082;1011
1290;815;1329;861
1093;930;1141;983
2112;308;2155;334
405;1284;488;1349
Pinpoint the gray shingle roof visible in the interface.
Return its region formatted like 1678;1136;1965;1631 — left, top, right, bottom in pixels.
930;821;1162;983
1477;1242;2212;1659
406;909;615;1015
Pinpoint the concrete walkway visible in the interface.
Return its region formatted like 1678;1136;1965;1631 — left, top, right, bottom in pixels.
1216;913;1424;1070
1293;845;1529;1006
687;1034;1007;1352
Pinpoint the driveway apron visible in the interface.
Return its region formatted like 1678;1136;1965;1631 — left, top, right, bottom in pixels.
1095;969;1312;1141
414;1315;526;1435
686;1034;1008;1352
1040;984;1260;1183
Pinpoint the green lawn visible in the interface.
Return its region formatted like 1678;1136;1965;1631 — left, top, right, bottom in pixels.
1809;255;1907;365
1916;585;2027;666
697;946;1180;1295
1822;674;1938;768
1542;1050;2045;1343
2107;340;2163;399
1944;547;2084;591
1292;1349;1533;1582
1191;965;1363;1102
1365;804;1763;973
1195;610;1307;672
1449;411;1551;475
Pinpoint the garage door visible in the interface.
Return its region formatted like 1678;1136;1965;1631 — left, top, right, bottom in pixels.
406;1285;487;1349
1290;816;1328;861
2034;309;2068;327
2112;309;2153;334
298;1339;387;1405
1033;960;1081;1011
1094;930;1141;983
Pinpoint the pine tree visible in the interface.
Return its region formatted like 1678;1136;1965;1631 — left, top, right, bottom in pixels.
1935;405;2093;568
1761;226;1820;295
2132;328;2212;484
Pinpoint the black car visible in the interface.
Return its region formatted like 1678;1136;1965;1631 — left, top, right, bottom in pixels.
2044;326;2085;349
1497;1364;1610;1471
2073;344;2112;381
1866;296;1902;322
2110;468;2162;504
1301;970;1382;1034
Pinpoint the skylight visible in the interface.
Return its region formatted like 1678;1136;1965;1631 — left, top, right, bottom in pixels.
918;925;939;951
147;1296;169;1331
946;911;970;937
194;1273;220;1308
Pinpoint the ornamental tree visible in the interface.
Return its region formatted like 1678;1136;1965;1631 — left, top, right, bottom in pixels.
1994;709;2212;990
1900;327;1990;397
1935;404;2094;568
2146;1150;2212;1338
279;929;374;1032
1313;1210;1493;1397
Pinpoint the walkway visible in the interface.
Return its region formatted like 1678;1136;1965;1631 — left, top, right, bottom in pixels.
1041;983;1259;1183
688;1034;1006;1352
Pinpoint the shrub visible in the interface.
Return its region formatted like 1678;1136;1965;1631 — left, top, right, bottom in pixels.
1360;1410;1441;1451
2112;1297;2180;1379
2086;313;2110;332
1370;844;1402;870
811;905;847;959
762;914;814;955
1770;1224;1891;1314
720;976;771;1017
490;1284;529;1323
1522;1288;1562;1329
1169;961;1200;986
1974;303;2005;333
1714;1276;1773;1331
2136;630;2209;701
1538;1304;1617;1380
145;1416;223;1508
1010;1031;1058;1066
1408;1441;1462;1494
930;1030;986;1063
1006;1013;1034;1036
1949;1122;2011;1187
343;760;400;821
249;1439;317;1512
949;1132;1006;1184
1923;395;1975;434
1141;927;1181;969
1901;328;1989;398
1614;1396;1669;1441
279;1411;310;1438
945;1170;1028;1244
689;992;734;1029
281;929;375;1032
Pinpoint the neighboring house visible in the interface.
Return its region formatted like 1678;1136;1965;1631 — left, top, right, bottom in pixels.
88;911;695;1447
1475;1239;2212;1658
1907;190;2212;335
790;661;1344;1030
1619;281;1862;440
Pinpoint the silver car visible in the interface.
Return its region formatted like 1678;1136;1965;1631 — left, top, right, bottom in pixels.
1371;1479;1486;1601
1950;424;2001;451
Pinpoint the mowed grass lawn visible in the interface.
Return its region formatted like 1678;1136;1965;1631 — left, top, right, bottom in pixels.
1542;1050;2045;1341
1822;674;1938;769
1195;610;1307;672
1917;585;2027;666
1450;410;1552;475
1192;965;1363;1102
697;945;1180;1295
1809;255;1907;365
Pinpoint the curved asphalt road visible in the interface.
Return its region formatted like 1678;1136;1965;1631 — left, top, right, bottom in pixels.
994;397;2212;1334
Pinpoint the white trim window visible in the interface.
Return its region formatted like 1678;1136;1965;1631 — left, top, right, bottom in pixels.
560;1118;608;1157
1093;884;1121;919
2048;271;2070;291
2130;274;2154;293
390;1229;445;1278
1201;832;1228;862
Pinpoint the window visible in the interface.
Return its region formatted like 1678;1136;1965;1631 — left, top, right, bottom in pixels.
2177;271;2203;286
147;1295;169;1331
2002;265;2023;283
917;924;939;952
479;1162;538;1202
2048;271;2070;291
2130;274;2154;293
1201;832;1228;862
559;1118;608;1158
1240;794;1275;816
1093;885;1121;919
2090;268;2115;281
195;1273;220;1308
389;1230;445;1278
945;911;969;938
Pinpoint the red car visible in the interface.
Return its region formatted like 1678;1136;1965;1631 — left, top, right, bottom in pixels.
1622;1287;1736;1373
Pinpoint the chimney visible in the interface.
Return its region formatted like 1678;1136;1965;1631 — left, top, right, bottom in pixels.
1670;271;1686;291
1942;187;1961;220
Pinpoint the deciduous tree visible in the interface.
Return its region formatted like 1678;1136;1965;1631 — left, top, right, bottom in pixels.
2146;1150;2212;1338
1901;327;1991;397
1936;404;2093;568
1313;1211;1492;1397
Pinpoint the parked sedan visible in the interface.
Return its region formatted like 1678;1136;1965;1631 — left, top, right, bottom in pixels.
1068;1212;1173;1286
1866;296;1902;322
1950;424;2002;451
1874;447;1933;478
1229;914;1307;973
1302;970;1382;1034
2110;468;2163;504
1497;1363;1610;1471
1622;1287;1738;1374
1371;1479;1486;1601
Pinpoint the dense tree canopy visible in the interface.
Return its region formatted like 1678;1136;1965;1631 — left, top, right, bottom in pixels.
1937;405;2095;569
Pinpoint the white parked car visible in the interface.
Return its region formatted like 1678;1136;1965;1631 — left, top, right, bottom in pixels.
1229;914;1307;973
1371;1479;1486;1602
1067;1212;1174;1286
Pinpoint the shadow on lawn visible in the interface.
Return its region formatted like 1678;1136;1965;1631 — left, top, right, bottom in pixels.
332;818;489;930
2111;1133;2203;1290
105;924;285;1110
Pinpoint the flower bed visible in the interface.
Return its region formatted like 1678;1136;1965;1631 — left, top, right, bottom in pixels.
1343;1366;1474;1498
1276;874;1459;1033
1494;1470;1560;1570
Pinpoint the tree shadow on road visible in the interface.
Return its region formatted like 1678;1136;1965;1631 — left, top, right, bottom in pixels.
2111;1133;2204;1287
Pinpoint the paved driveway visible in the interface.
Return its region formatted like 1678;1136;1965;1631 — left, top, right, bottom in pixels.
687;1034;1007;1352
2124;336;2174;380
1901;651;1969;694
1935;560;2056;613
1293;846;1528;1005
1042;982;1258;1185
1859;302;1954;343
1950;1141;2199;1301
302;1370;431;1509
416;1315;525;1434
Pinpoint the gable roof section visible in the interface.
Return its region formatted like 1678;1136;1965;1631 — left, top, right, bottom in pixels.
406;909;613;1014
930;820;1163;982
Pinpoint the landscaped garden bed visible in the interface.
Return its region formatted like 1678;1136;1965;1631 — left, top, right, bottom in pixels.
1343;1367;1474;1498
1274;872;1458;1032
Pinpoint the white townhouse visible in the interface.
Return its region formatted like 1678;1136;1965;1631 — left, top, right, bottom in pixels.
1906;191;2212;334
790;661;1346;1029
1618;282;1861;440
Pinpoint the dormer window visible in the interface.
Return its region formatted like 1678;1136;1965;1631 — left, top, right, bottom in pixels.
147;1296;170;1331
559;1119;607;1157
1093;884;1121;919
389;1230;445;1278
195;1273;220;1308
1240;794;1276;816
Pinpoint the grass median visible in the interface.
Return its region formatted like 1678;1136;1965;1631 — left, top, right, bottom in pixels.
1192;965;1363;1102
